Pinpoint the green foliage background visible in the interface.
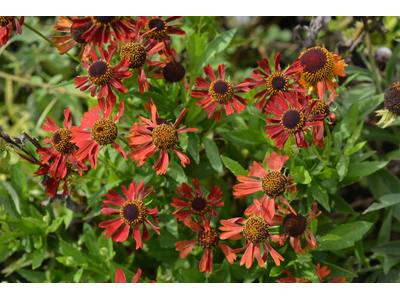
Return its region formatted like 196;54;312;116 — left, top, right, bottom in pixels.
1;16;400;283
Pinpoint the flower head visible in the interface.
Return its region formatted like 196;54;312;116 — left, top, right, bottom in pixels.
119;19;165;94
74;45;132;106
171;178;224;224
139;16;185;55
36;108;87;179
298;46;345;96
70;16;134;47
191;64;251;121
99;179;160;248
316;263;348;283
70;99;127;169
275;269;311;283
175;218;236;274
115;268;156;283
34;164;71;197
128;99;198;175
273;202;321;254
219;200;284;268
376;82;400;128
53;17;94;61
0;16;24;46
245;53;305;113
265;90;325;149
233;152;297;217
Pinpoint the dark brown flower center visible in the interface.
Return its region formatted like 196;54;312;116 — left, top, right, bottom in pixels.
262;171;288;198
243;216;270;244
91;119;118;145
88;60;114;85
0;16;14;26
120;200;148;226
70;22;91;44
281;109;306;133
120;42;147;69
91;16;120;26
152;123;178;150
163;61;186;83
197;228;219;249
266;73;289;94
189;196;209;216
300;47;334;84
209;79;234;104
283;213;307;237
145;17;167;39
384;82;400;115
51;129;74;154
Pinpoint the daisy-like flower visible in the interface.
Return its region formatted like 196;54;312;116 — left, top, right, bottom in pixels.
191;64;251;122
70;16;134;47
245;53;305;114
119;19;165;94
265;90;325;149
153;48;190;90
298;46;346;96
175;218;236;274
316;263;348;283
171;178;224;224
233;152;297;218
74;45;132;106
53;17;93;61
273;202;321;255
70;99;128;169
115;268;156;283
139;16;185;55
99;179;160;247
0;16;24;46
376;81;400;128
219;199;284;268
275;269;311;283
310;91;338;148
34;164;70;197
128;99;198;175
36;108;87;179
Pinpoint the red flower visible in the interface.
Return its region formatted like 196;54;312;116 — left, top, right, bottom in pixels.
191;64;251;122
0;16;24;46
71;17;134;47
171;178;224;224
245;53;305;113
99;179;160;247
36;108;87;179
70;99;127;169
74;45;132;106
153;48;190;90
34;165;69;197
265;90;325;149
219;199;284;268
311;91;338;148
298;46;346;96
53;17;94;61
139;16;185;55
128;99;198;175
115;268;155;283
273;202;321;255
119;19;165;94
276;263;348;283
275;269;311;283
175;218;236;274
233;152;297;217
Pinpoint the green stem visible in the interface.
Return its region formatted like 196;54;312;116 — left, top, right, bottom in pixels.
203;119;216;139
310;143;325;165
23;23;80;63
197;16;203;35
324;120;331;163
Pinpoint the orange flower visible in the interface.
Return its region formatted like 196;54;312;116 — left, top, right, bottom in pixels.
0;16;24;46
115;268;155;283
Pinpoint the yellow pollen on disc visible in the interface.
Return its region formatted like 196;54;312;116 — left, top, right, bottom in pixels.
197;229;219;249
152;124;178;150
120;200;148;227
299;46;334;85
310;99;330;117
209;79;234;104
145;17;168;40
266;73;289;94
0;16;14;26
91;119;118;145
120;42;147;69
280;108;306;134
189;196;209;216
90;16;120;27
243;216;270;244
51;129;74;154
262;171;288;198
87;60;114;85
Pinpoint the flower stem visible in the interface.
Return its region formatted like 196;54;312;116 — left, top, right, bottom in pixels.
23;22;80;63
310;143;325;165
324;120;331;163
203;119;216;139
197;16;203;35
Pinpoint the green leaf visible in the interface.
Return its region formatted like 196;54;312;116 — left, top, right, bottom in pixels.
179;268;205;283
346;161;389;178
357;94;384;120
372;241;400;255
362;193;400;214
317;221;373;251
0;179;21;215
345;141;367;156
291;166;312;184
218;129;268;147
309;181;330;212
32;248;45;270
187;134;200;164
221;155;247;176
329;193;357;215
83;223;101;260
48;217;64;233
59;239;87;266
186;32;208;75
12;217;47;235
385;43;400;85
74;268;84;283
17;269;46;283
166;161;187;184
203;138;223;174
